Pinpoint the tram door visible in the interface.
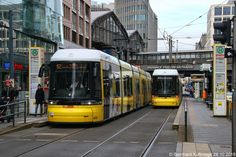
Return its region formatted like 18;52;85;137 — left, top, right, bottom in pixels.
103;64;112;120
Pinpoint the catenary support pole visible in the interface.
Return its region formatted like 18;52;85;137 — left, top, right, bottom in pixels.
232;2;236;154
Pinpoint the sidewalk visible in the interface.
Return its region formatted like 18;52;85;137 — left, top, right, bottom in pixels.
174;97;232;156
0;114;47;135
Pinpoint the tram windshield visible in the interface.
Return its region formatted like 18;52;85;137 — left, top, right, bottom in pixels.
49;62;101;104
152;76;178;96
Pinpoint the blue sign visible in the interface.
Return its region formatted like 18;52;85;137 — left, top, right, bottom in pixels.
3;62;10;70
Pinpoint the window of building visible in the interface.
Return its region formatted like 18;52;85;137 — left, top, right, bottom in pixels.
85;22;89;37
3;11;8;20
214;17;222;22
136;14;146;21
223;17;230;21
214;7;222;16
73;0;77;12
80;0;84;15
223;6;231;15
63;4;70;20
86;38;89;48
143;33;145;39
85;4;90;19
72;12;77;31
63;25;70;40
72;30;77;43
79;34;83;46
79;17;84;34
233;7;235;15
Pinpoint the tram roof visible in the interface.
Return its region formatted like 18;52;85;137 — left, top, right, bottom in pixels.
50;49;119;65
153;69;179;76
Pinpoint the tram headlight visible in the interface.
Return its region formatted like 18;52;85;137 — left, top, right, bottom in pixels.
49;112;54;117
49;101;57;105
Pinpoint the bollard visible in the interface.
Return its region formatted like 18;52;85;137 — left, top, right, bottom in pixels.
13;102;15;127
24;100;26;123
17;98;20;118
184;102;188;142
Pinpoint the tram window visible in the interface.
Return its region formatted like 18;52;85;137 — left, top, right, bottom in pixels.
129;77;133;96
123;76;128;96
109;63;120;97
49;62;101;102
152;76;178;96
115;78;120;96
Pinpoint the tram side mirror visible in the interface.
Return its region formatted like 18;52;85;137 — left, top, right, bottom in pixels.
38;65;44;78
38;64;49;78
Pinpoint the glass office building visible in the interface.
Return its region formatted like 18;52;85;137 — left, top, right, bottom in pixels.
0;0;63;43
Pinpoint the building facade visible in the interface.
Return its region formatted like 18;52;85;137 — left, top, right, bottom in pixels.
62;0;91;49
114;0;157;52
206;2;234;49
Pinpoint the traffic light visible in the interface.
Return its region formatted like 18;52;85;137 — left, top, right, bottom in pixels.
213;20;231;45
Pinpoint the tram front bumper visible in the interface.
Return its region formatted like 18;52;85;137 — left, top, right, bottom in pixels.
47;105;103;123
152;97;179;106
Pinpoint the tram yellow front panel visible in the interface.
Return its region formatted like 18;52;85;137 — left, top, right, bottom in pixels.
47;105;103;123
152;96;179;107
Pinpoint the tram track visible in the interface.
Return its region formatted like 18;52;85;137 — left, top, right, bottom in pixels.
12;107;152;157
15;128;88;157
80;111;152;157
0;107;176;157
139;110;174;157
81;109;174;157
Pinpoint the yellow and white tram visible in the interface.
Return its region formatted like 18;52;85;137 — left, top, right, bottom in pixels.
39;49;151;123
152;69;182;107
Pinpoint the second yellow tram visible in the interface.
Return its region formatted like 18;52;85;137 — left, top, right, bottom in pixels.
152;69;182;107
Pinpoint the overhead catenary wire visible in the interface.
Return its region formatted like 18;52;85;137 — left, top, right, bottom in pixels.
170;0;228;36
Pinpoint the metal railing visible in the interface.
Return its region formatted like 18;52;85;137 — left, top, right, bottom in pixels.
0;99;27;127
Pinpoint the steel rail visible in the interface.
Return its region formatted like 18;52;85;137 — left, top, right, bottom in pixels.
139;110;174;157
16;128;87;157
81;110;152;157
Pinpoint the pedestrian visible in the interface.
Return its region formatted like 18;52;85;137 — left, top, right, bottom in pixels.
35;84;45;116
1;80;15;122
190;86;195;98
202;88;207;101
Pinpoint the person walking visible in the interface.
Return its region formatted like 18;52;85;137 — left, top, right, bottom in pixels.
35;84;45;116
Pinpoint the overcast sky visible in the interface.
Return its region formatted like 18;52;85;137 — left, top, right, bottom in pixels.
95;0;228;51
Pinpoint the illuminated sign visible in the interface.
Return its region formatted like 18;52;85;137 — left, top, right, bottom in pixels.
14;63;24;71
55;63;87;70
3;62;10;70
